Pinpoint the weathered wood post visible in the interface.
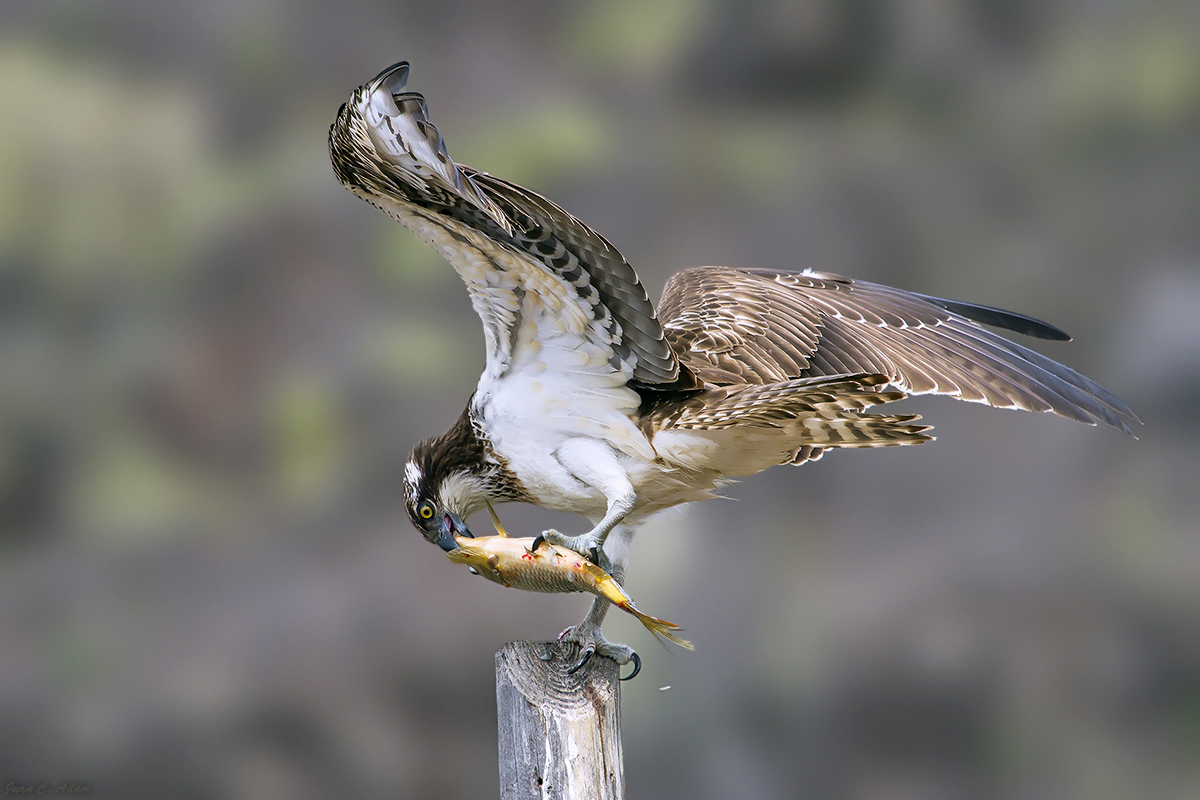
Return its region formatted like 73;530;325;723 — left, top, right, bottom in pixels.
496;641;623;800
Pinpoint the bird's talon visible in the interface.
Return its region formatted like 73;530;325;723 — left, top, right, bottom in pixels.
620;651;641;681
568;646;594;675
554;622;636;677
530;533;546;553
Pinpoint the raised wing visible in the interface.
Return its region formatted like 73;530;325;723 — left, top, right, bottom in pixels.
329;62;695;392
658;266;1140;435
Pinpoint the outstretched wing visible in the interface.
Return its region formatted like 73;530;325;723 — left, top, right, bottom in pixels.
329;62;696;394
658;266;1140;435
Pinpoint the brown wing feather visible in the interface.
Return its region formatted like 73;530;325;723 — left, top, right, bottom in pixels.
657;266;1140;435
467;172;697;390
330;63;698;392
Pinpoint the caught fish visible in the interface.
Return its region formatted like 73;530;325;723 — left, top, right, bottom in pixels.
446;505;693;650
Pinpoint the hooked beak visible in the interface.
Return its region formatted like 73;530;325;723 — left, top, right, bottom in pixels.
431;511;472;552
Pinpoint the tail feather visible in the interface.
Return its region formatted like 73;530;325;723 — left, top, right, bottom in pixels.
667;373;934;449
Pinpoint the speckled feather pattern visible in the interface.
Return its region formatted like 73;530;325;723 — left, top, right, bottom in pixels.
330;63;1139;560
658;267;1139;434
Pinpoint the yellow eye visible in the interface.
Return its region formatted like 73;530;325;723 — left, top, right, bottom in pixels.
418;502;435;520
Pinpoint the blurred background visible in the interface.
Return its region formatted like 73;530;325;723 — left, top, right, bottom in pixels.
1;1;1198;797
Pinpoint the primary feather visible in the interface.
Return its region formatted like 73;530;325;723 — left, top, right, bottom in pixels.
329;62;1140;664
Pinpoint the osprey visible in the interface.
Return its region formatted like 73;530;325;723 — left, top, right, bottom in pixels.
329;63;1139;677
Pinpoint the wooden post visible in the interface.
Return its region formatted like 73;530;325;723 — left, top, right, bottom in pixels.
496;641;623;800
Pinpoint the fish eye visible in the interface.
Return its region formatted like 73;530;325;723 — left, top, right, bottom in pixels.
418;501;435;520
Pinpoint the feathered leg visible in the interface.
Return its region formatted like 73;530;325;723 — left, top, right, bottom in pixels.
533;438;636;564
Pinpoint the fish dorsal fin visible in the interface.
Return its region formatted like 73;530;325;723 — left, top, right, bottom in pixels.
485;500;509;537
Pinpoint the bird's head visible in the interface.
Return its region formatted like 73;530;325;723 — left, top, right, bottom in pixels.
401;406;525;552
403;442;485;553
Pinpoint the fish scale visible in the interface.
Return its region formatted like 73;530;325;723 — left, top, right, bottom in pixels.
446;534;692;650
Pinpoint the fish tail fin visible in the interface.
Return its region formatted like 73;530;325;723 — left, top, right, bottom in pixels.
626;606;695;651
588;571;694;650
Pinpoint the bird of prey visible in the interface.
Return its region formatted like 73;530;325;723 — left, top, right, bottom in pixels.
329;62;1139;677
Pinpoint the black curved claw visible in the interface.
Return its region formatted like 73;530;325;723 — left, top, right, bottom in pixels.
619;651;642;681
587;546;602;565
567;646;595;675
530;534;546;553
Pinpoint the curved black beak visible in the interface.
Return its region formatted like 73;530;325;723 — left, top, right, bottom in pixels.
431;511;472;552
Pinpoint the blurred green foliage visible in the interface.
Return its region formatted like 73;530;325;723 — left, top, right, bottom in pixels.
0;2;1197;798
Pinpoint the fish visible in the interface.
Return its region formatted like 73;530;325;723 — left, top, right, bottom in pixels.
445;504;693;650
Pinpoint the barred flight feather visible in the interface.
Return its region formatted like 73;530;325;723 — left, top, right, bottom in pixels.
659;267;1140;435
658;374;932;449
330;62;694;392
331;62;1138;571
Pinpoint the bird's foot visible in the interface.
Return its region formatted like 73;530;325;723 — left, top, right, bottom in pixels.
530;529;611;571
541;621;641;681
